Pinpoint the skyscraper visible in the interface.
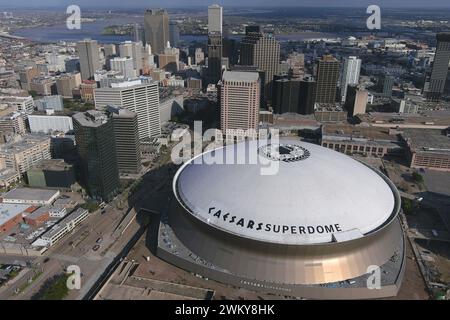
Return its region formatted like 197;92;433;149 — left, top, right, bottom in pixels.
73;110;120;202
195;48;205;65
315;55;340;104
110;57;136;79
206;4;223;85
77;39;101;80
119;41;143;74
207;33;223;85
94;81;161;139
208;4;223;34
272;75;317;115
221;71;260;139
425;33;450;101
344;85;368;117
378;75;394;97
298;76;317;115
106;106;141;174
144;9;169;55
169;22;180;48
240;30;280;103
272;78;301;114
340;56;361;102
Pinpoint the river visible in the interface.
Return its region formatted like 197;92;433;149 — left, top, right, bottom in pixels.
12;17;337;44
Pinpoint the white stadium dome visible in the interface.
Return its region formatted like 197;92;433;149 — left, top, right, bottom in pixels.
157;139;406;299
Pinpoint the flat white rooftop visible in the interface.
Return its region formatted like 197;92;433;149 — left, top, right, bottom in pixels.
174;139;398;245
0;203;30;226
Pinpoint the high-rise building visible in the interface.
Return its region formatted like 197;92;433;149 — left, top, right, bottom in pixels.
106;106;141;174
272;78;301;114
119;41;143;75
73;110;120;202
298;76;317;115
169;22;180;48
340;56;361;102
221;71;260;139
206;4;223;85
158;46;179;73
77;40;101;81
344;85;368;117
245;25;260;35
94;81;161;139
425;33;450;101
56;73;81;98
80;80;97;102
64;58;80;73
286;52;305;79
272;75;317;115
208;4;223;34
315;55;340;104
240;30;280;103
195;48;205;65
378;75;394;97
133;24;145;44
144;9;169;55
231;65;265;110
110;57;136;79
207;33;223;84
223;38;238;66
19;66;40;91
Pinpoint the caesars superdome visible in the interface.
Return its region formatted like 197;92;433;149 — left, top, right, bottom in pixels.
157;139;405;299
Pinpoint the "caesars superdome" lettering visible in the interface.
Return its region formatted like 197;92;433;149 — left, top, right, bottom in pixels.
207;207;342;236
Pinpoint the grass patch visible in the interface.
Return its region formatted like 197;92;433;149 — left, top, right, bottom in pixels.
33;273;70;300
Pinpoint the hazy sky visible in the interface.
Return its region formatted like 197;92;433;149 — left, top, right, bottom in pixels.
1;0;450;9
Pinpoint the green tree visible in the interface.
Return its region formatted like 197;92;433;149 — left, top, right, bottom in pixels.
402;198;414;215
412;172;424;184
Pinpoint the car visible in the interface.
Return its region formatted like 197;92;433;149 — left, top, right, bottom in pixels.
92;245;100;251
96;237;103;244
43;258;50;263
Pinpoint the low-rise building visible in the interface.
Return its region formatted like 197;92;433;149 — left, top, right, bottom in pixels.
356;110;450;129
0;111;26;134
36;208;89;246
0;135;51;174
35;95;64;112
29;77;56;96
0;169;20;188
28;114;73;134
159;95;184;123
23;207;50;227
401;128;450;172
314;103;348;122
0;96;35;114
1;188;60;206
27;159;75;189
321;124;403;157
0;203;32;233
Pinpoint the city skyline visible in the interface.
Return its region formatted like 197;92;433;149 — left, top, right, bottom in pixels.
2;0;450;9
